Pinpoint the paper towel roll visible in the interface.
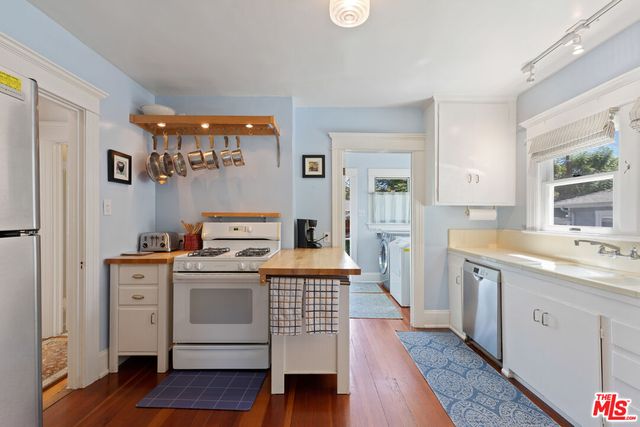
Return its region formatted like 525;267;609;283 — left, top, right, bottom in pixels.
467;208;497;221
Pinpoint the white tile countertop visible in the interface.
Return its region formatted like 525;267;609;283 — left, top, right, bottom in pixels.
448;247;640;299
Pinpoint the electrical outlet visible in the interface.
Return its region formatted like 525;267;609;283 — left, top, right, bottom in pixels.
103;199;112;216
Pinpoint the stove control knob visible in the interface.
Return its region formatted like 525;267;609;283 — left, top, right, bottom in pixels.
238;262;246;271
196;263;204;271
185;262;193;270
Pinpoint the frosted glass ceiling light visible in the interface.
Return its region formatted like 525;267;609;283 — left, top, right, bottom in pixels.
330;0;370;28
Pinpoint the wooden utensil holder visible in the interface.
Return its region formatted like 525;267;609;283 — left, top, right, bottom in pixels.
183;234;202;251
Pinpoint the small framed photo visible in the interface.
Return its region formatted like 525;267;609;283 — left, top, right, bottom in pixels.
302;155;325;178
107;149;132;185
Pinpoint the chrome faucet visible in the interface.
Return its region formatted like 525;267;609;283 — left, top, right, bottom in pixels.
574;239;640;260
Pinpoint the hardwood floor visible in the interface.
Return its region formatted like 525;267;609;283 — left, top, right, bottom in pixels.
44;292;570;427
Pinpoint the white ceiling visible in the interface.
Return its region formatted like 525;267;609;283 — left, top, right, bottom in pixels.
28;0;640;107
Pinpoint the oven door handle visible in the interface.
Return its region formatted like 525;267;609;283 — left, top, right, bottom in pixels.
173;272;261;283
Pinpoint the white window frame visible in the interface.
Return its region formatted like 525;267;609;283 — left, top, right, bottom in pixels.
367;168;411;232
523;66;640;239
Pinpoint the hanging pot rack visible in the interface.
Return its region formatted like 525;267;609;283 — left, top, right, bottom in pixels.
129;114;281;167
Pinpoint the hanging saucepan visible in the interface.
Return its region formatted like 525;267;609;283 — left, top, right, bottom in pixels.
161;132;175;177
188;135;206;170
146;135;167;184
172;132;188;177
231;136;245;166
220;136;233;167
203;134;220;170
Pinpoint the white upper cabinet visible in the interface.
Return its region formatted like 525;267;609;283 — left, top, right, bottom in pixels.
425;98;516;206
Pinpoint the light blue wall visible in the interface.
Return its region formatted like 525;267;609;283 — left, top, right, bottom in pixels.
154;96;295;247
294;107;424;239
500;21;640;229
2;0;156;350
344;152;411;273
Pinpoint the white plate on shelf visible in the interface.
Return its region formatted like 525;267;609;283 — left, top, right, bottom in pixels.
140;104;176;115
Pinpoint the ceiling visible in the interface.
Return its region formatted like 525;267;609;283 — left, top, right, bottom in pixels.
28;0;640;107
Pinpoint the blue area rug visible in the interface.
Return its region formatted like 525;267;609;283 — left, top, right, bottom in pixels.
137;370;266;411
396;331;557;426
350;293;402;319
350;282;384;293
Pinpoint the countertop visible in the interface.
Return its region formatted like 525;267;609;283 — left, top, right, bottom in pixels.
259;248;361;284
105;251;190;265
449;247;640;299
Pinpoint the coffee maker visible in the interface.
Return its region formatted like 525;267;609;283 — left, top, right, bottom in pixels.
295;219;323;248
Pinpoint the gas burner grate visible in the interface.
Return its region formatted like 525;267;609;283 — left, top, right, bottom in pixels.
188;247;231;257
235;247;271;257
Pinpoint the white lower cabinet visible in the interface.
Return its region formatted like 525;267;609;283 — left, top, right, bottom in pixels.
447;253;465;337
503;272;602;427
117;307;158;353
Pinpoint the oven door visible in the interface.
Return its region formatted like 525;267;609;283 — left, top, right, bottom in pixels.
173;272;268;344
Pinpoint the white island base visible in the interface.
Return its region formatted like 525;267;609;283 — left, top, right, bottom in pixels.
270;283;350;394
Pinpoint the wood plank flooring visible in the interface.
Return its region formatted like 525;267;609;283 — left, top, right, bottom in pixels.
44;291;570;427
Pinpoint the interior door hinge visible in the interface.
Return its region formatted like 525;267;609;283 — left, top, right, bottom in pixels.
600;327;605;339
343;167;346;176
80;261;84;270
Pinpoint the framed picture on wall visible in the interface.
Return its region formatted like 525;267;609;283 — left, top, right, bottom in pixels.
107;149;132;185
302;155;325;178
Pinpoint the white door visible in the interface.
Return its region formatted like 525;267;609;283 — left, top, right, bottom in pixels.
503;279;602;427
447;254;464;337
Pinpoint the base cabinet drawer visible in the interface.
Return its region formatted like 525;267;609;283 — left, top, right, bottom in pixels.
119;287;158;306
119;265;159;285
503;277;602;427
118;307;158;352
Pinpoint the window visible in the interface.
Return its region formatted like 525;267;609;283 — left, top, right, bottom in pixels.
367;169;410;231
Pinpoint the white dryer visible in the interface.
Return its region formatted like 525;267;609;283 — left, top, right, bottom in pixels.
389;237;411;307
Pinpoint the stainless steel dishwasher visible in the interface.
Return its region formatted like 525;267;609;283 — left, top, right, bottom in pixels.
463;261;502;362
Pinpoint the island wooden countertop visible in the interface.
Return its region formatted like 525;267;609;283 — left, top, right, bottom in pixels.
259;248;361;284
105;251;190;265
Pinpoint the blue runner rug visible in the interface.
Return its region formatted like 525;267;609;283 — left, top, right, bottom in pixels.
137;370;266;411
396;331;558;426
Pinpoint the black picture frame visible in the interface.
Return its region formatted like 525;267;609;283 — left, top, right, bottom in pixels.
302;155;325;178
107;149;132;185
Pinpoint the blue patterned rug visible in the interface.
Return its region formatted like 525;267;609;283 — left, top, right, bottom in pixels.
350;293;402;319
350;282;384;293
396;331;558;426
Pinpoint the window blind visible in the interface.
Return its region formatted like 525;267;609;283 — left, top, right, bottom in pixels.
630;98;640;133
369;192;410;224
528;108;617;162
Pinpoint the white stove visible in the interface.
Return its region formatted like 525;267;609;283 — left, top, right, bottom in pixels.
172;222;280;370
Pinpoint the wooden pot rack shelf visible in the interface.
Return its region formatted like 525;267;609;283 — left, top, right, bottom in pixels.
129;114;281;167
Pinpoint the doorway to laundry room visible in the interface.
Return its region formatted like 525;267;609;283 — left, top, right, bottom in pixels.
344;152;412;321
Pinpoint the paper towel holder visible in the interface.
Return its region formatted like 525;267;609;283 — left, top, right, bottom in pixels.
464;206;496;216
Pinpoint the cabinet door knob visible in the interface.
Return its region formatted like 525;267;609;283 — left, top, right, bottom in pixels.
541;312;550;327
475;174;480;184
132;273;145;279
532;309;541;322
131;294;145;300
150;312;156;325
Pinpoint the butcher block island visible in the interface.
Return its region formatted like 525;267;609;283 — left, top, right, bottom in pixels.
260;248;361;395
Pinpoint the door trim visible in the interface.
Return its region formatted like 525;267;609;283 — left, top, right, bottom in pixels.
329;133;426;327
0;33;107;388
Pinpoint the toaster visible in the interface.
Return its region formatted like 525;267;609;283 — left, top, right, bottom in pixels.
138;232;180;252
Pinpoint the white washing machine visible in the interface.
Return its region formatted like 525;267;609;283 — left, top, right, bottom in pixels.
390;237;411;307
378;232;409;290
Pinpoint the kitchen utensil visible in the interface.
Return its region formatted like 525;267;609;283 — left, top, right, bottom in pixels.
203;135;220;169
231;136;245;166
146;135;167;184
172;133;188;177
140;104;176;115
188;135;206;170
161;133;175;177
220;136;233;167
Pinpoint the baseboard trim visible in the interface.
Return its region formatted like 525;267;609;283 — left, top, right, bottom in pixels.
350;272;382;283
98;349;109;379
421;310;450;328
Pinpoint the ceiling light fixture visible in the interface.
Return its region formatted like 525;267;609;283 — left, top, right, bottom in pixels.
157;122;166;128
330;0;370;28
520;0;623;83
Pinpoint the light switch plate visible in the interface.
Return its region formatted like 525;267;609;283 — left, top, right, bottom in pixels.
103;199;112;216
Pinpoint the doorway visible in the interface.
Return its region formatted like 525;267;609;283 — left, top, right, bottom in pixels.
344;153;412;320
39;96;79;407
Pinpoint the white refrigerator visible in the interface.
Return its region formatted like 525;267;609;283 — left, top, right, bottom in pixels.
0;65;42;426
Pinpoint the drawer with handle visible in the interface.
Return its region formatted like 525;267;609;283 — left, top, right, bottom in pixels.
119;265;158;285
118;287;158;306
